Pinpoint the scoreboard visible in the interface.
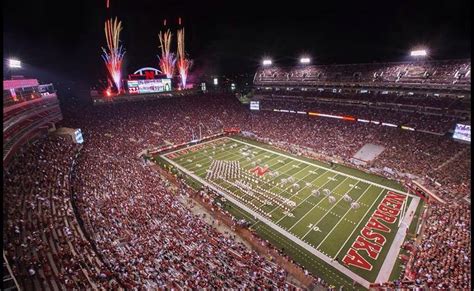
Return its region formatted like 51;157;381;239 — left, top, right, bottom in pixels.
127;79;172;94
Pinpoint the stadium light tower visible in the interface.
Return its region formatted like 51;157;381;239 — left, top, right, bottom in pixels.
300;57;311;64
8;59;21;68
410;49;428;57
262;59;272;66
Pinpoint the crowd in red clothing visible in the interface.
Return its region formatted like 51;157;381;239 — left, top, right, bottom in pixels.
4;92;470;289
3;136;116;290
254;87;470;111
64;93;469;288
256;98;466;134
411;203;471;289
65;99;292;289
72;149;289;288
254;59;471;85
59;92;471;202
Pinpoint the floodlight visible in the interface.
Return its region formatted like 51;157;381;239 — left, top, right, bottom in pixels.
300;57;311;64
8;59;21;68
262;59;272;66
410;50;427;57
213;78;218;85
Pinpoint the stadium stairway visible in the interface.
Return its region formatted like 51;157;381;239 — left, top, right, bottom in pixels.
435;147;468;171
3;255;19;291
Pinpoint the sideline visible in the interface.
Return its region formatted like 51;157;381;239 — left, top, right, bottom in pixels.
375;198;420;283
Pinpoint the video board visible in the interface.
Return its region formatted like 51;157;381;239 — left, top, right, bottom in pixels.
453;123;471;142
250;101;260;110
127;79;172;94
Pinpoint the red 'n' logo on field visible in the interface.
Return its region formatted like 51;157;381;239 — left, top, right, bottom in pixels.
250;166;269;177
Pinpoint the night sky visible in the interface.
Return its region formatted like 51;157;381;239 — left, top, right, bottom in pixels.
3;0;471;85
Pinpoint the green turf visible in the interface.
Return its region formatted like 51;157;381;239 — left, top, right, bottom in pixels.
157;136;422;289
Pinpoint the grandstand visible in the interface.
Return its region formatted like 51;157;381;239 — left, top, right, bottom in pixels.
3;58;471;290
254;59;471;91
252;60;471;137
3;79;62;164
4;0;471;287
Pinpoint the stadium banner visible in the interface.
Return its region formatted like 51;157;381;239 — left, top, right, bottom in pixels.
383;167;395;175
401;126;415;131
381;122;397;127
416;129;444;136
241;131;257;138
342;116;356;121
224;127;241;134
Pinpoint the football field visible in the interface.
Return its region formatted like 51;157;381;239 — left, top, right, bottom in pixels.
159;136;421;289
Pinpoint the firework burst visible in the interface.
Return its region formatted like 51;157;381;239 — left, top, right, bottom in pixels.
177;28;192;88
158;30;176;78
101;17;125;93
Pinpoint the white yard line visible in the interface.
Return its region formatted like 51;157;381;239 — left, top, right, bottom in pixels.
192;143;284;176
266;171;324;215
162;154;371;289
188;144;309;207
243;165;312;209
188;141;312;205
333;187;386;259
375;197;419;284
178;139;242;167
165;137;230;159
165;137;227;156
184;144;258;175
301;180;362;240
249;171;330;229
204;149;300;192
316;184;373;249
274;171;335;224
287;177;350;231
229;137;416;198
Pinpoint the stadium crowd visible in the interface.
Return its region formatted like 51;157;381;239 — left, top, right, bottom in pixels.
4;91;470;289
256;98;465;134
411;203;471;289
65;93;469;286
254;87;470;110
3;136;114;290
65;102;293;289
62;93;470;201
255;59;471;85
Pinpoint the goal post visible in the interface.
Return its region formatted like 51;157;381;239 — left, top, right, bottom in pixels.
398;190;408;228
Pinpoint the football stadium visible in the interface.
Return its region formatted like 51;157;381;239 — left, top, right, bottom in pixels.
3;1;471;290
